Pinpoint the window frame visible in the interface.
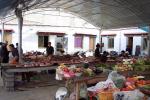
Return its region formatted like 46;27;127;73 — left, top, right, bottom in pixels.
38;35;49;48
89;36;96;51
108;37;114;49
74;35;83;48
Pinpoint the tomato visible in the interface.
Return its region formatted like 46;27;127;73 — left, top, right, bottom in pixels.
63;67;69;72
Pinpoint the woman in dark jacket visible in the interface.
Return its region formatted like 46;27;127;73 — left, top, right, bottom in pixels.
8;44;19;63
1;43;9;63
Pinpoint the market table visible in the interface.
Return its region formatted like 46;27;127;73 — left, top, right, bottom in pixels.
65;73;108;100
1;63;57;91
1;63;83;91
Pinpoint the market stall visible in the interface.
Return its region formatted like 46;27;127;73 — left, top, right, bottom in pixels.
1;64;57;91
1;52;101;91
1;51;150;100
54;57;150;100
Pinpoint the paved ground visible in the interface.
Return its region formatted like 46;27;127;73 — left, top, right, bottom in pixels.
0;72;66;100
0;86;58;100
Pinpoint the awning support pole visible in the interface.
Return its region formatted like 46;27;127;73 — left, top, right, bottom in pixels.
15;6;23;63
148;32;150;56
1;21;4;42
99;25;103;53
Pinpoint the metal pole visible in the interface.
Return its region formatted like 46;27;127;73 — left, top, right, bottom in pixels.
99;29;102;53
148;32;150;56
119;32;121;53
99;25;103;53
1;22;4;42
18;15;23;63
15;7;23;63
100;35;102;53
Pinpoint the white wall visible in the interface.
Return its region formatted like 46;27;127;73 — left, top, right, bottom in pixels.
101;28;147;55
66;30;75;54
83;36;89;51
0;8;100;54
120;33;127;52
0;25;99;54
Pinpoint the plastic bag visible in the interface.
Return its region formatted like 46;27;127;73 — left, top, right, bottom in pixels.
114;89;144;100
55;87;68;100
69;91;76;100
55;68;63;80
108;71;125;89
87;78;116;92
87;81;105;92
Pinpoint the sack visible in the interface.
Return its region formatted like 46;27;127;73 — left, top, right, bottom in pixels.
114;89;144;100
80;83;88;99
55;68;63;80
69;91;76;100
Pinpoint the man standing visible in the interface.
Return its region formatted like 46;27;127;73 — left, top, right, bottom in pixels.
46;42;54;56
94;43;101;58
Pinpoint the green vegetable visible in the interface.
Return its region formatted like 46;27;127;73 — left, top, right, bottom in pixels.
143;85;150;90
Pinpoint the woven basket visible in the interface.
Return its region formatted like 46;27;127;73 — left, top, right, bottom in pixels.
97;88;119;100
97;91;113;100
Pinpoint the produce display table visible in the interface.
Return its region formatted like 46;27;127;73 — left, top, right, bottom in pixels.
118;71;150;79
1;63;57;91
66;73;108;100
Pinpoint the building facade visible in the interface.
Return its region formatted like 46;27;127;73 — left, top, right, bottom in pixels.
101;28;148;55
0;8;100;54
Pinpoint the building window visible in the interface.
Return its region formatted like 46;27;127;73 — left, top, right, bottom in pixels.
108;37;114;48
74;36;83;48
143;37;147;50
38;35;49;48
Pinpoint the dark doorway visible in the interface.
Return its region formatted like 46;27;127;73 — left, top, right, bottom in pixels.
44;36;48;47
128;37;133;48
127;37;133;55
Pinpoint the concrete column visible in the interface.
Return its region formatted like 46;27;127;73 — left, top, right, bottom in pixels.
15;7;23;63
119;32;121;53
99;28;103;53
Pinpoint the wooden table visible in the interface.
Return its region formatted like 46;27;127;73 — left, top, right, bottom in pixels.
73;73;108;100
1;63;84;91
1;64;57;91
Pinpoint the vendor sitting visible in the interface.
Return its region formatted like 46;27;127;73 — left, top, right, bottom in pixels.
101;51;108;63
119;50;129;58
